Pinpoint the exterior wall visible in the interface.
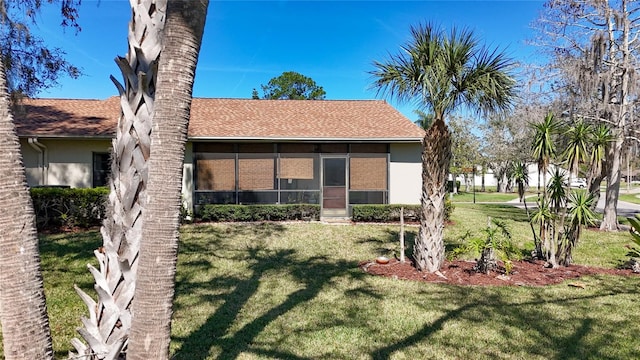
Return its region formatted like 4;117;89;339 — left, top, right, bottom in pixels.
182;142;194;214
20;139;423;213
389;143;422;205
21;138;111;188
457;163;563;190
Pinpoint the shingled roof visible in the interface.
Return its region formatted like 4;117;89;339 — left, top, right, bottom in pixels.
14;97;424;141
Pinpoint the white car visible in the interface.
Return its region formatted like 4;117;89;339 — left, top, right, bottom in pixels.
568;178;587;188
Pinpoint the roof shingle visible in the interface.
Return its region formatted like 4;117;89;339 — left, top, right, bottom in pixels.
14;97;424;140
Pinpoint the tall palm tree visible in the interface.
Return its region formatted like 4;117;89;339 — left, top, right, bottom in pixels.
370;23;516;272
71;1;167;358
530;112;559;258
0;49;54;360
555;119;591;254
127;1;208;358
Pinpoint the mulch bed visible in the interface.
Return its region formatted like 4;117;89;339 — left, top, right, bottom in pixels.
360;258;638;286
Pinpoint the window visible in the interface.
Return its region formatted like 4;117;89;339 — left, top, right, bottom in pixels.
194;142;389;206
349;154;388;205
92;152;110;187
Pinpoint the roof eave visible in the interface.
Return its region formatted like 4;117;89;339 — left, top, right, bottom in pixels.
19;134;115;140
187;136;423;143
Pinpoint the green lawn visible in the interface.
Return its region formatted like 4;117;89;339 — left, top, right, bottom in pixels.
2;204;640;359
449;190;532;203
619;192;640;205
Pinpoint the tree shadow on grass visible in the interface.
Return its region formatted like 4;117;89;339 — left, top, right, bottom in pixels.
172;224;362;360
39;230;101;292
357;228;417;258
371;280;640;359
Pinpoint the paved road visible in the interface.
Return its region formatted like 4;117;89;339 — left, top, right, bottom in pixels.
595;194;640;218
507;191;640;218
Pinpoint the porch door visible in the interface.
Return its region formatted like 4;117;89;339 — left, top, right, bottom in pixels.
322;157;348;217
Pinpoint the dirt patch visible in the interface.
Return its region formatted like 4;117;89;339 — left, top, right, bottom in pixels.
360;258;637;286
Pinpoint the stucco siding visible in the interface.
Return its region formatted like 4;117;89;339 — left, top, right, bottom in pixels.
182;142;194;214
389;143;422;204
22;138;111;188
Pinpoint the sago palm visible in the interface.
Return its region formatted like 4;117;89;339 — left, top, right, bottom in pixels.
370;23;516;272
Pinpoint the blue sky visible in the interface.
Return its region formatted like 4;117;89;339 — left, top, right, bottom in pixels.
34;0;545;121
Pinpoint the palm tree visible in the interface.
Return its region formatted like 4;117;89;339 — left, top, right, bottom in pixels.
530;112;559;258
562;119;590;188
413;109;434;129
71;1;167;358
531;112;559;193
554;119;591;256
0;50;54;360
586;124;613;211
370;23;516;272
127;1;208;358
559;191;596;266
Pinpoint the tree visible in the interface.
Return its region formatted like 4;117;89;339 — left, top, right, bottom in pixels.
0;49;54;360
449;115;481;192
370;23;516;273
127;1;208;358
0;1;80;99
534;0;640;231
0;1;80;359
71;1;167;358
257;71;326;100
413;109;434;129
586;124;614;210
530;112;559;261
480;111;532;193
531;112;559;195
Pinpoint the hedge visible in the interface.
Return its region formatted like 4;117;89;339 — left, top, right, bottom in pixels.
197;204;320;222
352;199;454;223
30;187;109;231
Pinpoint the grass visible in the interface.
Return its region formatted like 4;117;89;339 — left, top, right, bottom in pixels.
2;204;639;359
619;192;640;205
449;190;535;203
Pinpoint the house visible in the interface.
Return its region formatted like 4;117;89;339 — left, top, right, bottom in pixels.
15;97;425;218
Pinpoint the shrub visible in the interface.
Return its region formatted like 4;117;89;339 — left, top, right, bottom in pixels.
444;198;455;222
352;201;454;223
352;205;420;223
30;187;109;231
448;219;521;274
446;180;461;193
197;204;320;222
625;215;640;273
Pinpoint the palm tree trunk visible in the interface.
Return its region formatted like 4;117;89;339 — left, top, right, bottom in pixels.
0;50;53;360
127;1;208;358
522;197;539;252
71;1;167;358
536;170;546;260
414;118;451;273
